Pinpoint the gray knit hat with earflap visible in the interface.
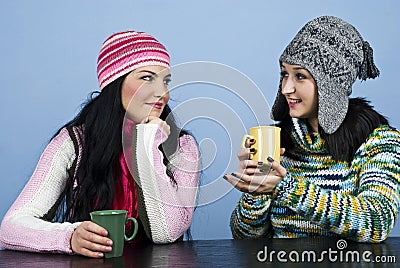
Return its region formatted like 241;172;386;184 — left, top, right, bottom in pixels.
271;16;380;134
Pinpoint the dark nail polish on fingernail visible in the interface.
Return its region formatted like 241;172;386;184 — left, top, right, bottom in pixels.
231;173;240;179
258;161;264;166
223;174;228;180
249;139;255;142
267;156;274;163
250;148;256;153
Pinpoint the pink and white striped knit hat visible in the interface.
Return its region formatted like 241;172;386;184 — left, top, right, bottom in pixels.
97;30;170;90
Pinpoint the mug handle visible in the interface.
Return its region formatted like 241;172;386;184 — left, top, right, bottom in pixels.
241;134;255;160
124;217;138;241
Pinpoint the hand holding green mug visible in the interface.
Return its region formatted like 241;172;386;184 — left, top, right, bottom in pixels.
90;210;138;258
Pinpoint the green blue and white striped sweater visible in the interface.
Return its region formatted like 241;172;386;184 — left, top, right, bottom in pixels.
230;118;400;243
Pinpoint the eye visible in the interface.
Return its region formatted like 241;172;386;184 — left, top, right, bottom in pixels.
141;75;154;82
164;78;171;86
296;73;306;80
280;71;288;79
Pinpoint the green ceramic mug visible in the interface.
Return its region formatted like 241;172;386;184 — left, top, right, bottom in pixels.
90;210;138;258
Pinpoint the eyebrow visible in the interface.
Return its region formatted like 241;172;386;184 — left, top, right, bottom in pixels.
292;66;307;70
280;64;307;71
137;70;157;76
136;70;171;78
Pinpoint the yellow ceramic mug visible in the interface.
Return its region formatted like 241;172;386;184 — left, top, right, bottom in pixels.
241;126;281;164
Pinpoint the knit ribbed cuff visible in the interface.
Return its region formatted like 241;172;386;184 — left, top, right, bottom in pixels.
231;193;272;238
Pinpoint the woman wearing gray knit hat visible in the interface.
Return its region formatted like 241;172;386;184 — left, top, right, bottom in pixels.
226;16;400;242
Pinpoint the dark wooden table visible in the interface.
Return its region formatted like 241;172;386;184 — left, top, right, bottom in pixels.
0;237;399;267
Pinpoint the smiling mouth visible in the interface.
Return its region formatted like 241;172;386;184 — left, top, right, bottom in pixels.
287;98;302;107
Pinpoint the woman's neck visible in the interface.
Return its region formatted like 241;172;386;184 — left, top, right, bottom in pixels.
307;117;319;133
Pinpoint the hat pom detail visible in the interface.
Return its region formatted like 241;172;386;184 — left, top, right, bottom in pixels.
358;41;380;81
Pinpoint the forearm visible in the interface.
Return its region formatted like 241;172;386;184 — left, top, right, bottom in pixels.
274;173;399;243
133;125;199;243
0;216;80;253
0;128;80;253
230;193;272;239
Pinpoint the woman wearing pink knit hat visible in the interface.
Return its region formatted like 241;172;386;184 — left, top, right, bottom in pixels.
0;31;200;258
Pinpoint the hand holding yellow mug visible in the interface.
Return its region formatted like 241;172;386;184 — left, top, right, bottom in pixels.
241;126;281;164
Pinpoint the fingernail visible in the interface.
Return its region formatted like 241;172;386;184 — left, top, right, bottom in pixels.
107;240;113;246
231;173;238;178
250;148;256;153
98;253;104;257
249;139;255;143
258;161;264;166
267;156;274;163
223;174;228;180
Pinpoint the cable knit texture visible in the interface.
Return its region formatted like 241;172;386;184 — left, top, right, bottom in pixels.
0;124;199;253
231;118;400;243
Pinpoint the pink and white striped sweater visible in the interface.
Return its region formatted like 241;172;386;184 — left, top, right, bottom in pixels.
0;124;199;254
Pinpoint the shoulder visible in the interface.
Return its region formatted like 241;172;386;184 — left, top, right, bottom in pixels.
49;126;82;161
358;125;400;156
51;127;75;149
367;125;400;145
53;126;83;142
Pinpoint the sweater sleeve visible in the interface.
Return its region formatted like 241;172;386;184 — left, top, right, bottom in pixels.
0;128;81;253
132;124;199;243
273;128;400;243
230;193;273;239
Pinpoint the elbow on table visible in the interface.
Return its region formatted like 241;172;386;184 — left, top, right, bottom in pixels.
151;229;188;244
152;235;181;244
150;218;193;244
366;231;391;244
0;220;12;250
231;227;266;240
349;228;391;244
0;236;5;250
0;223;25;252
361;216;396;243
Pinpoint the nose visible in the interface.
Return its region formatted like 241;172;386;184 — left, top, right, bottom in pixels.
281;78;295;95
153;79;168;98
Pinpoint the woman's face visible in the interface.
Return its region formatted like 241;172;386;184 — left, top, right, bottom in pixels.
280;62;319;131
121;65;171;122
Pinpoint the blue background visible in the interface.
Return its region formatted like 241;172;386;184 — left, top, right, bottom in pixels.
1;0;399;240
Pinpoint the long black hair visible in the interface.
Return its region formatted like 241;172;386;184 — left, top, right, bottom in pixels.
278;97;389;162
53;73;187;222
